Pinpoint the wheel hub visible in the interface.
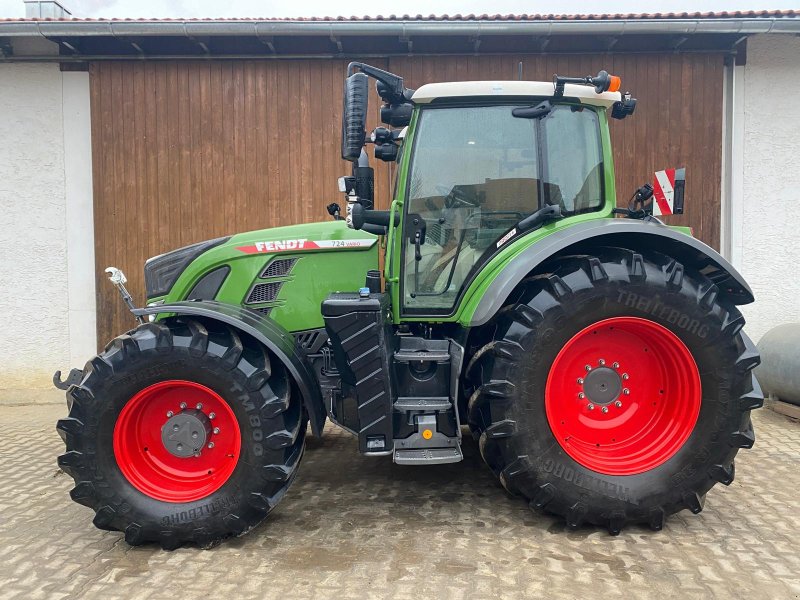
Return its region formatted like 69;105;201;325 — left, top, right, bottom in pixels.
582;367;622;405
161;409;212;458
113;380;241;503
545;317;702;476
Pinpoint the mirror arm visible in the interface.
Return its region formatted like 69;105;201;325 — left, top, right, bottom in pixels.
347;62;410;102
361;223;387;236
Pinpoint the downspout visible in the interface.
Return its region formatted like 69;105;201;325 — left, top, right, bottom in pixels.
729;58;746;271
720;42;747;268
720;56;735;261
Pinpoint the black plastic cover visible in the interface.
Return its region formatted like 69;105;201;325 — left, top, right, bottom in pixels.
144;237;229;299
322;292;394;453
187;265;230;301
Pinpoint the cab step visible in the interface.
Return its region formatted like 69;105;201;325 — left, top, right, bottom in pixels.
394;447;463;465
393;397;451;411
393;350;451;363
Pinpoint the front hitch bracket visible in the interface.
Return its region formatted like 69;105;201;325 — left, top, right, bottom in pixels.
53;368;84;391
105;267;144;325
54;267;143;391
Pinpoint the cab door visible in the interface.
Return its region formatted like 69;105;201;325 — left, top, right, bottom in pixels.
399;103;605;318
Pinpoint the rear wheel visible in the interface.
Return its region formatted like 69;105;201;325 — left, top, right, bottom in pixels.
57;318;306;549
466;248;763;533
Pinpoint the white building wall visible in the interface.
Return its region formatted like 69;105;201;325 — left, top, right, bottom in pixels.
0;64;95;400
736;35;800;342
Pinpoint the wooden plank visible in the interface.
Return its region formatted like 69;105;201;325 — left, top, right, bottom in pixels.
90;55;724;345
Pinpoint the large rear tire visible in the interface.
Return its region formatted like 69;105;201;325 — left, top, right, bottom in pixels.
57;318;306;549
466;248;763;533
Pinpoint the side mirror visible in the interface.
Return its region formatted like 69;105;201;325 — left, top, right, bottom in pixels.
341;72;369;162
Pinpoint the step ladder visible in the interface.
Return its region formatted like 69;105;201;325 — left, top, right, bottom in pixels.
394;447;463;465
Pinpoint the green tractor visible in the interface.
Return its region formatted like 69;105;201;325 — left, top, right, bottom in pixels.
55;63;762;548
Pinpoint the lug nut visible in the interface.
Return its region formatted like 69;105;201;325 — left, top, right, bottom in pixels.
598;359;606;366
577;377;584;385
196;403;203;410
585;365;592;372
180;402;187;409
213;427;220;434
209;412;216;419
587;403;595;410
623;388;630;395
601;406;609;414
177;443;183;451
615;400;623;408
173;424;179;431
612;362;620;369
622;373;629;380
578;392;586;399
166;410;174;418
207;442;215;449
191;431;198;439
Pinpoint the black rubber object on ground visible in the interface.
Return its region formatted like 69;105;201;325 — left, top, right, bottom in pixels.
57;318;306;549
465;247;763;534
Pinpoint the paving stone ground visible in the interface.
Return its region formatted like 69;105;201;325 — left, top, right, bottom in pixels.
0;402;798;600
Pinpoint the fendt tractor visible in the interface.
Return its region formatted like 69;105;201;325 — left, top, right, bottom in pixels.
55;63;762;548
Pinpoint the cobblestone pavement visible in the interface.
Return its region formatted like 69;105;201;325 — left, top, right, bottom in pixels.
1;403;798;600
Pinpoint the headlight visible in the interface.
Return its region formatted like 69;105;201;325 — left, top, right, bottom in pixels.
144;237;229;299
145;299;165;322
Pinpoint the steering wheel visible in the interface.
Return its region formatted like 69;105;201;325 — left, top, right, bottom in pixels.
434;184;478;209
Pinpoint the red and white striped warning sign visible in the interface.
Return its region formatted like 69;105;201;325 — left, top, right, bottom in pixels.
652;169;677;216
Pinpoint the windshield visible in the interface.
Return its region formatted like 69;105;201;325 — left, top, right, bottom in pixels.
403;103;603;313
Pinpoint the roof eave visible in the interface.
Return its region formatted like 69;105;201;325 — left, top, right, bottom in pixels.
0;17;798;37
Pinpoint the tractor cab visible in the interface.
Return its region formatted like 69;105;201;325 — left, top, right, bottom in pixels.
321;63;638;463
335;63;634;317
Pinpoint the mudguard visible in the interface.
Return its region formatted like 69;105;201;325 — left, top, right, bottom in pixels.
469;218;754;327
132;300;326;436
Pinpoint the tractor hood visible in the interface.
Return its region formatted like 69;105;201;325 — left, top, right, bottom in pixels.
151;220;379;332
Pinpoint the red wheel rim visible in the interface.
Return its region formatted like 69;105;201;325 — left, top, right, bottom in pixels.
113;380;241;502
545;317;701;476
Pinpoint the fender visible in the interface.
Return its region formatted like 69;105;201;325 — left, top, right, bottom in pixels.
468;218;754;327
132;300;326;436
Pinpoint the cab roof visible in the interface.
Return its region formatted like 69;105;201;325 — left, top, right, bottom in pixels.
411;81;621;108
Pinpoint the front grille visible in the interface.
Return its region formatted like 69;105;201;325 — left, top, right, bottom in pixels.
261;258;297;278
246;281;283;304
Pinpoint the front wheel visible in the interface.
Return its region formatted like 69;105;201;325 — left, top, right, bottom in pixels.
57;318;306;549
467;248;763;533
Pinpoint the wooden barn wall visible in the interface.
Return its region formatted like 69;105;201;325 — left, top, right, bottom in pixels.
90;54;723;345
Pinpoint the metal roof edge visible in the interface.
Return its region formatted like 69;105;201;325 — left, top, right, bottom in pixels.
0;16;798;38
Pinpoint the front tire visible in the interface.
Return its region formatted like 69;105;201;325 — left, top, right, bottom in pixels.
466;248;762;533
57;318;306;549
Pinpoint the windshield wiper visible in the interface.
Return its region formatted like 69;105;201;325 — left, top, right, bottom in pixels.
517;204;563;232
512;100;553;119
